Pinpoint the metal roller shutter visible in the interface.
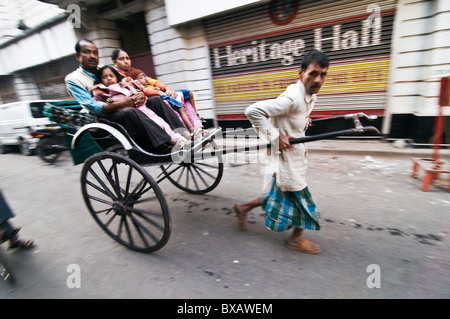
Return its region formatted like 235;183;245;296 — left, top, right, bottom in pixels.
205;0;396;120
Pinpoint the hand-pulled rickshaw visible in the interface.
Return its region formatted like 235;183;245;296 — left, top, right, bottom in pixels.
41;101;380;253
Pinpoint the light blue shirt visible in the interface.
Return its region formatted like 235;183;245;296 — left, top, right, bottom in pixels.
66;67;105;115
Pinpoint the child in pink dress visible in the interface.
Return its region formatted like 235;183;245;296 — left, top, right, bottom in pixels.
91;66;187;147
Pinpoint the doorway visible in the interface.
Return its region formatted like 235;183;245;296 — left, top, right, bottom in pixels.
115;12;156;78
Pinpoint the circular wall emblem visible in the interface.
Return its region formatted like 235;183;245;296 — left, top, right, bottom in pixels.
269;0;299;26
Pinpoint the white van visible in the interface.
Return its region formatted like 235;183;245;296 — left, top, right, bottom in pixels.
0;100;55;155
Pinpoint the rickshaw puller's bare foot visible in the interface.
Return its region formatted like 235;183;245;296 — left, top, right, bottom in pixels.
232;203;247;230
287;238;321;254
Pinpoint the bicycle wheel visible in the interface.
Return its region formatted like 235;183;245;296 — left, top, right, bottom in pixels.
81;152;171;253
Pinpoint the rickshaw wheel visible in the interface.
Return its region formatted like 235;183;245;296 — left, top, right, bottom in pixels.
81;152;171;253
159;140;223;195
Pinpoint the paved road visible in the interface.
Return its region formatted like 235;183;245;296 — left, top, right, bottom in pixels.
0;146;448;299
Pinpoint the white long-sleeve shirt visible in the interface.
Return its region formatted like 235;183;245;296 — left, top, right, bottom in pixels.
245;80;316;192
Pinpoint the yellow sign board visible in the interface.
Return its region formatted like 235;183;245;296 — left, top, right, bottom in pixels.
213;58;390;102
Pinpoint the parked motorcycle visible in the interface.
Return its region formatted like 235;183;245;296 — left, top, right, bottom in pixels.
31;125;69;164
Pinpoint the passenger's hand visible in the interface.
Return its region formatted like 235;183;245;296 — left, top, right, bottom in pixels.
165;87;177;98
131;91;145;107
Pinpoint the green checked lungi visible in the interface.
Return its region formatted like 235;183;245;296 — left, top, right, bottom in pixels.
262;179;320;232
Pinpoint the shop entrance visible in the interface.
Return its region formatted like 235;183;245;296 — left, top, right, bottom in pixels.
115;12;156;78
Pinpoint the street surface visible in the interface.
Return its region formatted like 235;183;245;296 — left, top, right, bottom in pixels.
0;142;449;299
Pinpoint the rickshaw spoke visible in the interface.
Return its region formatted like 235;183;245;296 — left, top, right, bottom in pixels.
128;213;161;245
125;217;134;245
119;215;134;246
176;166;187;184
194;162;219;170
87;167;118;201
124;165;133;197
93;207;114;215
117;216;123;238
191;165;210;188
111;159;122;200
184;166;190;189
134;178;148;196
127;206;166;222
127;196;162;212
128;195;159;205
160;164;183;177
86;194;115;206
128;217;150;247
97;159;121;199
104;211;119;227
191;163;216;180
110;165;134;201
123;178;147;206
84;179;113;198
140;183;156;196
187;166;200;191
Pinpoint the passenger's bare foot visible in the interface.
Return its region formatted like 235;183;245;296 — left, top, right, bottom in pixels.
287;238;321;254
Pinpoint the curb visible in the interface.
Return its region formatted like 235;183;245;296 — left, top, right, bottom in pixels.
218;137;450;160
308;146;450;159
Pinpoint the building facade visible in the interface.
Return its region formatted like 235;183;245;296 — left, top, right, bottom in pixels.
0;0;449;143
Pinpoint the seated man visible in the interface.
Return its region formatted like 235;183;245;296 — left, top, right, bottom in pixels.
65;39;189;153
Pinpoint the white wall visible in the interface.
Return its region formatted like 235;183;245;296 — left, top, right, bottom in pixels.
0;19;78;75
146;1;216;120
384;0;450;133
164;0;264;26
0;0;64;44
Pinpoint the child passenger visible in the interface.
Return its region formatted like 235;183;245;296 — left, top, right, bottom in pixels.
91;66;190;151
